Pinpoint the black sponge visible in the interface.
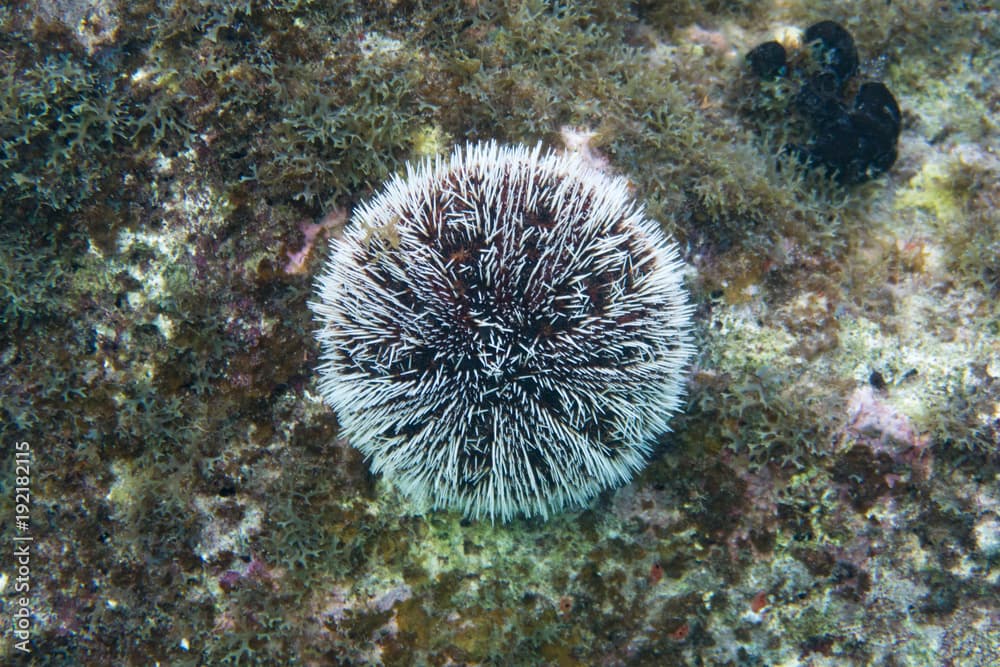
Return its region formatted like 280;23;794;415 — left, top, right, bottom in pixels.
746;21;901;184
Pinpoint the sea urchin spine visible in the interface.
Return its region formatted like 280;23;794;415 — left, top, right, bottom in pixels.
311;141;694;521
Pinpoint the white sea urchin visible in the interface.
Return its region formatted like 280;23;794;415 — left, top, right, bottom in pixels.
311;141;694;521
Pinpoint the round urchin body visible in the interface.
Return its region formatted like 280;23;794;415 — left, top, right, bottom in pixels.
311;141;693;522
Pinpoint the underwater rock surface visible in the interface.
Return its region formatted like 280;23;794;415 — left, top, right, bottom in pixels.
1;1;997;665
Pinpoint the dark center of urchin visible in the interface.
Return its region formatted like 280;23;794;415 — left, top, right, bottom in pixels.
313;142;693;521
356;173;653;443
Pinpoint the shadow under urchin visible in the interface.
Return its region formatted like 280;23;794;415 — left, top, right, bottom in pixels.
311;141;694;522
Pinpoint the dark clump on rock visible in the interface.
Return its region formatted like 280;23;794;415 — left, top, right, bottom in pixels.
746;40;787;80
803;20;858;87
745;21;901;185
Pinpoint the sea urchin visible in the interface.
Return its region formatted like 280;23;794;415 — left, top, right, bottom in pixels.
311;142;694;521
